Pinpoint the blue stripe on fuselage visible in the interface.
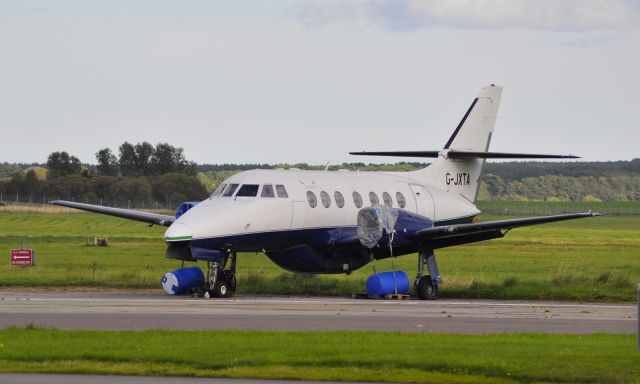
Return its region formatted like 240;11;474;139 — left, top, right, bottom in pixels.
186;215;475;253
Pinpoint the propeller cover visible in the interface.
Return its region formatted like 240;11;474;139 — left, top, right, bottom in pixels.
357;205;399;249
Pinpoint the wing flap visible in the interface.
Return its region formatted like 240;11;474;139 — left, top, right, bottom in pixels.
419;212;599;249
50;200;175;227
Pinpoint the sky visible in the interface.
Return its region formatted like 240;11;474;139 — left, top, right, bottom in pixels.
1;0;639;165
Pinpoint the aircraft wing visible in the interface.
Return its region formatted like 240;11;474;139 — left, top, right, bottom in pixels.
50;200;175;227
418;212;599;249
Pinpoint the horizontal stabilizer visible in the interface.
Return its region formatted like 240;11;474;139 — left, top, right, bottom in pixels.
418;212;599;249
349;150;579;159
50;200;175;227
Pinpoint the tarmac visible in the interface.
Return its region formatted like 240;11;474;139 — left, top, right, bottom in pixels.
0;289;636;333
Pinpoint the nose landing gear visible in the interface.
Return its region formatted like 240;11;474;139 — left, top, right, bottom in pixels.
414;248;442;300
199;251;237;298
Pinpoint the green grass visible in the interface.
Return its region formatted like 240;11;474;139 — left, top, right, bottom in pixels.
0;211;639;301
0;328;638;383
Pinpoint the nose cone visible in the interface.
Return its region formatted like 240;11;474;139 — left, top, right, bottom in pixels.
164;222;192;242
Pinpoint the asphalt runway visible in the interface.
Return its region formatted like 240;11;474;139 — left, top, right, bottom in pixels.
0;289;636;333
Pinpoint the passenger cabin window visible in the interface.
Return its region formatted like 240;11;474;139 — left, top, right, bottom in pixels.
320;191;331;208
352;191;363;208
307;191;317;208
236;184;259;197
334;191;345;208
222;184;239;197
396;192;406;208
382;192;392;207
212;183;226;197
369;192;379;206
261;184;275;198
276;184;289;198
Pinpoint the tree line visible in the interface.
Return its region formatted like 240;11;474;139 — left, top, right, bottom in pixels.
0;142;207;208
1;157;639;205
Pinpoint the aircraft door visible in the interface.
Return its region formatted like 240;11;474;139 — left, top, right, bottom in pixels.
409;184;435;219
291;201;305;230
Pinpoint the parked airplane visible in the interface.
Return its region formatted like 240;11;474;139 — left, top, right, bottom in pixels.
52;85;599;299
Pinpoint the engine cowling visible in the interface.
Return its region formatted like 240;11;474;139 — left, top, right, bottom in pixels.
357;205;434;248
175;201;200;219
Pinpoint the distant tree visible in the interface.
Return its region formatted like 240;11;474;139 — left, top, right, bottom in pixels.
118;142;137;177
2;174;24;195
88;176;117;201
0;163;22;179
109;178;152;203
95;148;119;176
46;151;82;179
134;142;155;176
152;143;195;175
482;174;505;199
22;170;46;196
48;175;87;200
151;173;208;205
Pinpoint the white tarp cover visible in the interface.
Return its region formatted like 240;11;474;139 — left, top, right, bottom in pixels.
357;205;399;248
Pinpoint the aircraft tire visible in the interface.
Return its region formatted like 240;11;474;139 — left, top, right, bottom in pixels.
416;275;438;300
212;280;232;298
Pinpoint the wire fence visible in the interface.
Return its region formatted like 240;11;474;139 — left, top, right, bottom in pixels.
0;193;177;213
1;194;639;216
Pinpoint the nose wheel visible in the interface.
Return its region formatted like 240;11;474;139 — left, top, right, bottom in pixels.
201;251;237;298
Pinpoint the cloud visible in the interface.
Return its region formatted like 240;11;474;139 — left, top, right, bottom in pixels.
296;0;640;31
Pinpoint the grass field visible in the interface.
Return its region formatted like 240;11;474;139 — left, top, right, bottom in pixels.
0;210;638;301
0;328;638;383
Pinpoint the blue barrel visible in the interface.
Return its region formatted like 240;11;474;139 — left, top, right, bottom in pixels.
162;266;205;295
366;271;410;296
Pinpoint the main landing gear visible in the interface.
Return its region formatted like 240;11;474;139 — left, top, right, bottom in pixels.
197;251;237;298
414;248;443;300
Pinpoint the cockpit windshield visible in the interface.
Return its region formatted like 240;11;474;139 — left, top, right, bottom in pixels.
222;184;239;197
217;183;288;199
211;183;227;197
236;184;259;197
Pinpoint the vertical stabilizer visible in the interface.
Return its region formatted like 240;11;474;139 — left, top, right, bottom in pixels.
411;85;502;203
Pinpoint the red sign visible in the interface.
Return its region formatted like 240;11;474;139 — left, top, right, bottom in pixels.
11;249;34;266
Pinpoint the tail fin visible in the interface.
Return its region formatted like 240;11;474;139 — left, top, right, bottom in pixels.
412;85;502;203
350;84;577;203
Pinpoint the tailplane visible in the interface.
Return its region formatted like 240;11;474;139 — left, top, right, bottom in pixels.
350;85;578;203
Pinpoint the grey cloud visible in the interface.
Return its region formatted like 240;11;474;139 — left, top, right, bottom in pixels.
296;0;640;31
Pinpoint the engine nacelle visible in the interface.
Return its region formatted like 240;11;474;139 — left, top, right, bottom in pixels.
161;266;205;295
175;201;200;219
357;205;434;248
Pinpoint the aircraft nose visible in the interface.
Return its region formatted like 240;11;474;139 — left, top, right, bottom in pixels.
164;222;192;242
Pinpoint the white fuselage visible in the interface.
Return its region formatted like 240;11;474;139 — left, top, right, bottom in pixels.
164;169;480;243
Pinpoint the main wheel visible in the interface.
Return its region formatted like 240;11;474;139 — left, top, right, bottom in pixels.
212;280;232;298
416;275;439;300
